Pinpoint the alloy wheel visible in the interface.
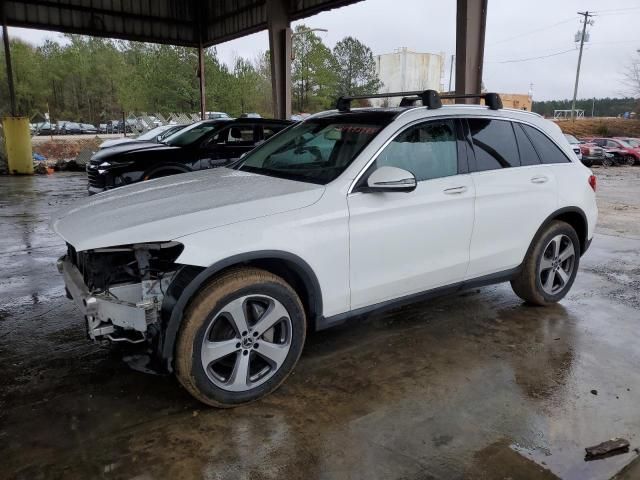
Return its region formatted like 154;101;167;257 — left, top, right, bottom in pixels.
625;155;635;166
539;234;576;295
200;295;292;392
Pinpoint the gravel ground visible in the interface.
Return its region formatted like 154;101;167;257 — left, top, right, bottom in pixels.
593;165;640;239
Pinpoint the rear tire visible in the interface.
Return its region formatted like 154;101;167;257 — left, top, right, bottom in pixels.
511;220;581;306
625;155;636;166
175;268;306;407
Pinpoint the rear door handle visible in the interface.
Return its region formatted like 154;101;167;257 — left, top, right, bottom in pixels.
531;175;549;184
443;186;468;195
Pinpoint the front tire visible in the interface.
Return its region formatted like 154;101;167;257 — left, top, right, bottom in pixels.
175;268;306;407
511;220;580;306
624;155;636;166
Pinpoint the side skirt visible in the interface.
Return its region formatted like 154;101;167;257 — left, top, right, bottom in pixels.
316;266;521;331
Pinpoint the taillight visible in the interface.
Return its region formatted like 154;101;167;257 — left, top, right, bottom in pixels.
588;175;597;192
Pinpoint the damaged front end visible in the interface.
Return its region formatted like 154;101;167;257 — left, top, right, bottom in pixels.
58;242;183;351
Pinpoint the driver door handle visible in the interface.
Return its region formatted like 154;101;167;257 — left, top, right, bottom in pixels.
444;186;468;195
531;175;549;184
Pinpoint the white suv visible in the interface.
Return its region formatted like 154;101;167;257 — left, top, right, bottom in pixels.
52;91;597;407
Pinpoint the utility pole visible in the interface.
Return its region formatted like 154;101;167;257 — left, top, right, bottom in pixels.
571;11;593;121
592;97;595;117
448;54;455;92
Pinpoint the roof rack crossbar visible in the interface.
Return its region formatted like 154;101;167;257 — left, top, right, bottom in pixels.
440;92;503;110
335;90;502;111
336;89;442;111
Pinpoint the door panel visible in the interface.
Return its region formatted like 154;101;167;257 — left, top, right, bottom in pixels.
467;166;557;278
347;119;474;309
348;176;475;308
465;118;558;278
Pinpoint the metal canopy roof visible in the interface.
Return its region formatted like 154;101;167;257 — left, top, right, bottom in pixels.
4;0;360;47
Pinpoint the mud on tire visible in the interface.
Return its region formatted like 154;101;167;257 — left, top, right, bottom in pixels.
511;220;581;306
175;267;306;407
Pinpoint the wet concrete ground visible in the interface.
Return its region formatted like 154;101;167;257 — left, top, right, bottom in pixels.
1;168;639;480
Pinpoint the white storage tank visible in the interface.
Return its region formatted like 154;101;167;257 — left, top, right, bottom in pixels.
372;48;445;107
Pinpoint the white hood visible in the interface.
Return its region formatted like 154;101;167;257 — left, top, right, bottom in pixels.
52;168;324;251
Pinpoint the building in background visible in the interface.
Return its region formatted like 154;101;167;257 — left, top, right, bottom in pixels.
372;48;444;107
440;92;533;111
498;93;533;111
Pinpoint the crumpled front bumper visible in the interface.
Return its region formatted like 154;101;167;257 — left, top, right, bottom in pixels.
57;256;163;342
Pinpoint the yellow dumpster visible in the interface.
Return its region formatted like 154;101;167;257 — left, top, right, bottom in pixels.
2;116;33;175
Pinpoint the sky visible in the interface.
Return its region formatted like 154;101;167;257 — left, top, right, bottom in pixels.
7;0;640;101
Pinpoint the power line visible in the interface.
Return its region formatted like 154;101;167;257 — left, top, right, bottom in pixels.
487;48;576;64
590;6;640;14
489;17;576;46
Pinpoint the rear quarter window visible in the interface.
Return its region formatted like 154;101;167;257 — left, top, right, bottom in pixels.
514;123;541;166
522;125;571;164
468;118;520;171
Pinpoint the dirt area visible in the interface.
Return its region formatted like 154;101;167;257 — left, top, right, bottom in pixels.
593;166;640;239
557;119;640;138
1;169;640;480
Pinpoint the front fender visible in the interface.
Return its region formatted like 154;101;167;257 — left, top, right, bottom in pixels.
158;251;323;372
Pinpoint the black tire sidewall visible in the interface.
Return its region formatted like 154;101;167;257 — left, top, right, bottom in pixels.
188;281;306;406
532;223;581;303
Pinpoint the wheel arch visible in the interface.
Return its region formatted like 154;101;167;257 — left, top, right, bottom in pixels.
159;250;323;372
533;207;589;256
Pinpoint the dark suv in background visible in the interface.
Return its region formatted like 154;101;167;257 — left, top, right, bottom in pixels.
86;117;291;194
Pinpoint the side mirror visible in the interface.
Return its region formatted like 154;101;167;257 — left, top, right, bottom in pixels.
366;166;417;193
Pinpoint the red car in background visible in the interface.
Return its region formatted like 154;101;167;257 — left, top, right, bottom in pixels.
585;137;640;166
614;137;640;151
565;134;608;167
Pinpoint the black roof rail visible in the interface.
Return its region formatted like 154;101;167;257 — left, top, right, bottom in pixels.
335;90;503;111
336;89;442;112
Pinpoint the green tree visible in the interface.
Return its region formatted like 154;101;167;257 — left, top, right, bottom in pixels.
332;36;381;97
292;25;337;112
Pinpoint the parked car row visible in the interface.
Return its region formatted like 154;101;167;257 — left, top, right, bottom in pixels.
87;117;291;194
32;121;102;136
564;134;640;167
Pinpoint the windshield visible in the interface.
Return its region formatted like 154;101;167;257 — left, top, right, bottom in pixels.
163;121;224;147
564;134;579;144
138;126;170;141
616;139;633;148
626;139;640;147
237;119;385;184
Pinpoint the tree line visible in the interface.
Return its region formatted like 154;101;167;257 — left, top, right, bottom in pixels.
532;97;639;118
0;25;381;124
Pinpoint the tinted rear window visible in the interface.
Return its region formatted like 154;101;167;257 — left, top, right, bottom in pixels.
468;119;520;171
514;123;541;166
521;125;571;164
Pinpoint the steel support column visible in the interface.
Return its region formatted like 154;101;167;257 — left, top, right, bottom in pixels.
198;43;206;120
2;7;17;116
267;0;291;120
455;0;487;103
